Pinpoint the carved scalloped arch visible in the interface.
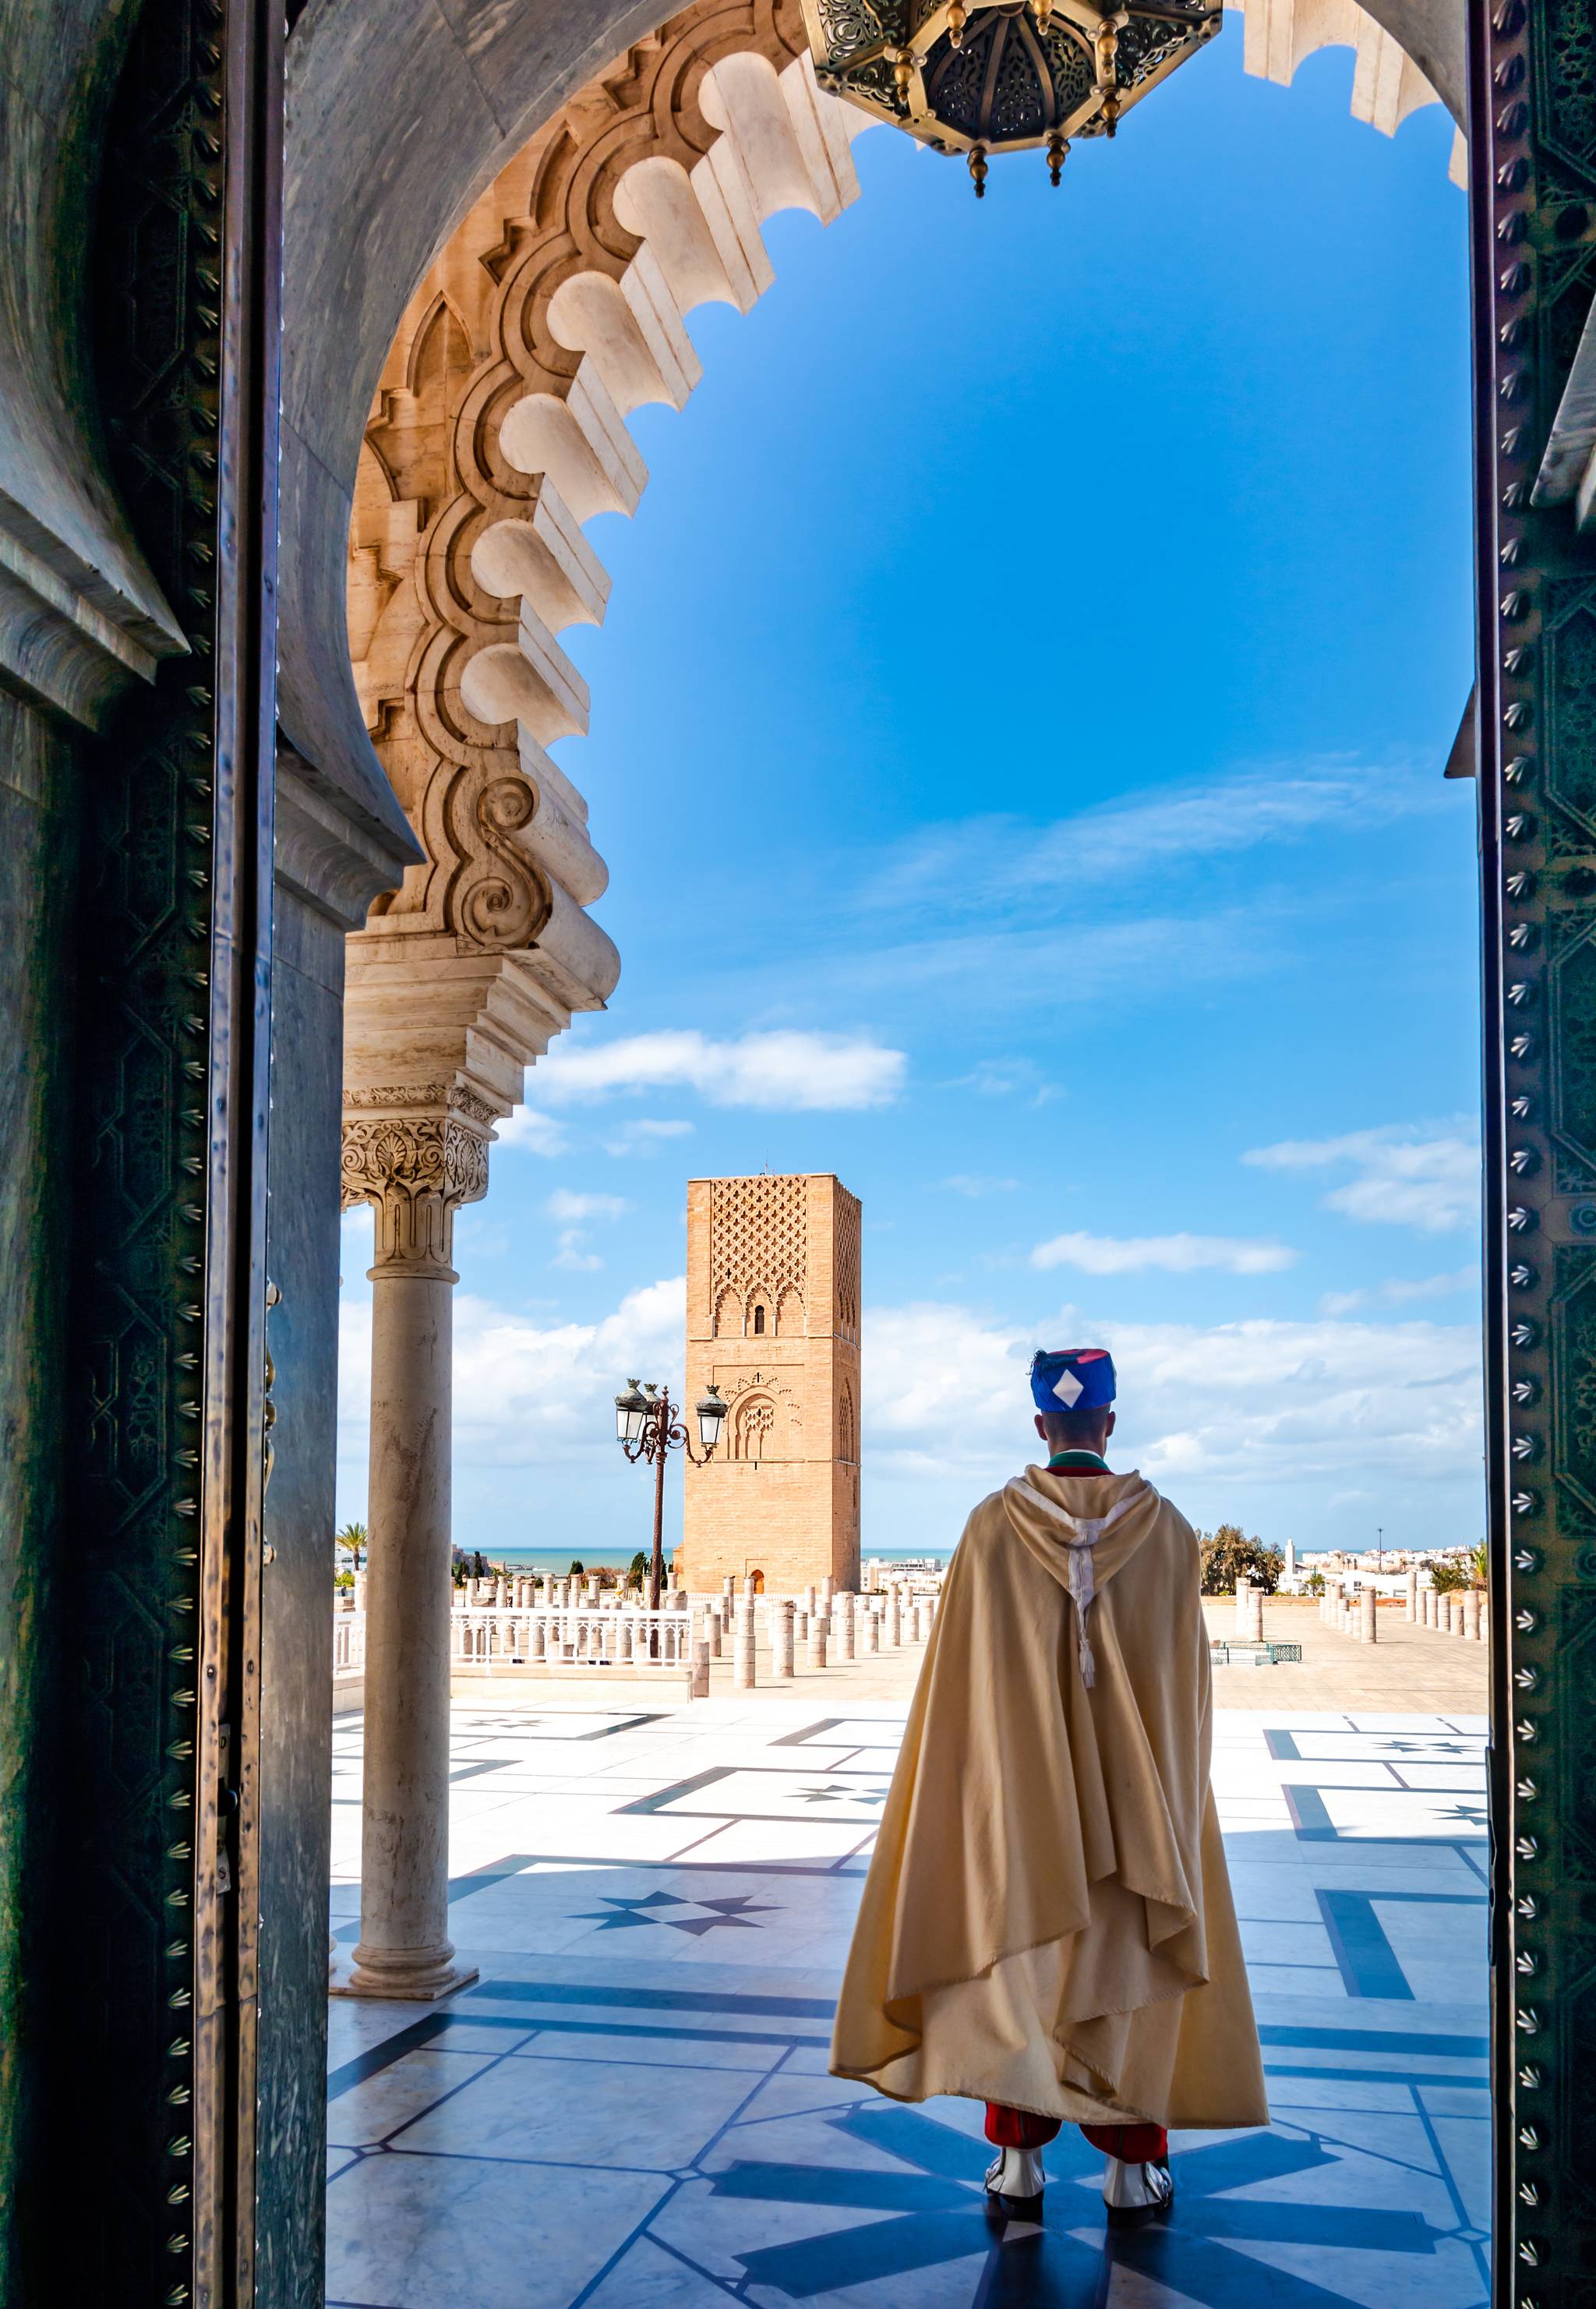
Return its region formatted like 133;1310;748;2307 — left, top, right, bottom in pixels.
347;0;1461;964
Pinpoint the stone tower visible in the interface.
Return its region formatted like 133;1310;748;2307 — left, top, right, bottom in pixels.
681;1174;861;1592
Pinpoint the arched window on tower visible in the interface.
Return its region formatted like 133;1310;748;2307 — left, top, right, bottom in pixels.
732;1395;776;1463
752;1303;766;1335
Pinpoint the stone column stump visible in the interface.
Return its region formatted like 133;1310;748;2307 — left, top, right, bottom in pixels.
734;1602;757;1688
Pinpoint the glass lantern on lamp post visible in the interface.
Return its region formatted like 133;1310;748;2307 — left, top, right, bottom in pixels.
613;1378;728;1622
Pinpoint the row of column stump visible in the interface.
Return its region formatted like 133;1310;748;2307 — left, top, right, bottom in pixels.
716;1578;936;1696
1308;1568;1488;1646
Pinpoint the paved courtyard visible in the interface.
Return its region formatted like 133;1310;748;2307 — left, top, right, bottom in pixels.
327;1671;1489;2309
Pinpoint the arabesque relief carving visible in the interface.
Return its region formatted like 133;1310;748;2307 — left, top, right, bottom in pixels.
341;1103;494;1273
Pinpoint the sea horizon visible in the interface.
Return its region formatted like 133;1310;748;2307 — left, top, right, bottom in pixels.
424;1544;959;1573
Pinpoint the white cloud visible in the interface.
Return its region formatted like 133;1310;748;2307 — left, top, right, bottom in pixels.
863;1299;1482;1512
531;1030;907;1112
1319;1266;1478;1317
1031;1229;1296;1276
604;1118;694;1157
1245;1125;1479;1234
493;1107;568;1156
339;1275;686;1475
546;1190;630;1223
942;1174;1020;1198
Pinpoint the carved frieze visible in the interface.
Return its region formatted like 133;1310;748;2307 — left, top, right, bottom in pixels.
341;1094;495;1273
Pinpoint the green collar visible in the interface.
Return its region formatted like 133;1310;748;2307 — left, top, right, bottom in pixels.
1047;1450;1110;1472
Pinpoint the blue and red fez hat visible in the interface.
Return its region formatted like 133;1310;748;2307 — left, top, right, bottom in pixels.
1030;1348;1117;1413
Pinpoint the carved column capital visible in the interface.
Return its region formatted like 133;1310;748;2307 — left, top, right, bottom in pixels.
341;1084;498;1277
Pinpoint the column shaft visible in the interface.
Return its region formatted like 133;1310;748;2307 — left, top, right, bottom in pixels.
344;1264;475;1998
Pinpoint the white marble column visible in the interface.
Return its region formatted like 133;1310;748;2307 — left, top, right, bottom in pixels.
336;1092;492;2000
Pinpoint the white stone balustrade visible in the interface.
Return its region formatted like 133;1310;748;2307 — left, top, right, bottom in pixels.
442;1604;697;1670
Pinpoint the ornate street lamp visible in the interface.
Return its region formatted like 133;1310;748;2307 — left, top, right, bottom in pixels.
613;1379;727;1621
803;0;1220;194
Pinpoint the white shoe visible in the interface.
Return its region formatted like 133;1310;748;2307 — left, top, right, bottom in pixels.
1102;2155;1174;2227
983;2145;1045;2219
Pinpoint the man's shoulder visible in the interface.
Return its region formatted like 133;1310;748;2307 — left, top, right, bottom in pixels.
1147;1492;1201;1555
960;1487;1014;1540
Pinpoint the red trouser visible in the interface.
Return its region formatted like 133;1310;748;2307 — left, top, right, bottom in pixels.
984;2103;1168;2163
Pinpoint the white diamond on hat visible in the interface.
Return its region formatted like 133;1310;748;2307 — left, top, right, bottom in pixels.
1052;1367;1084;1408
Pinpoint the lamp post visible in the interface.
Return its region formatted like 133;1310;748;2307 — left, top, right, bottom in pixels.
614;1379;728;1619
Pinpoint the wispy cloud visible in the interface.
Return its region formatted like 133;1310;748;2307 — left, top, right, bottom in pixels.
1244;1124;1478;1234
1319;1266;1478;1317
863;762;1431;924
941;1174;1021;1198
546;1190;630;1223
604;1118;694;1157
1031;1229;1297;1276
948;1057;1062;1104
531;1030;906;1112
545;1188;629;1269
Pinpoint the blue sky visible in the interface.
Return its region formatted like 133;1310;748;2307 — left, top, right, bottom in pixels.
337;31;1479;1562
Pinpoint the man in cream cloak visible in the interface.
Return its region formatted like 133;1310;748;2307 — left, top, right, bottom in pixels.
831;1347;1266;2228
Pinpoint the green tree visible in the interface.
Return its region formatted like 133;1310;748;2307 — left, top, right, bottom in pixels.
1305;1568;1326;1596
1470;1540;1488;1588
1428;1556;1471;1594
336;1519;367;1571
1199;1524;1284;1596
569;1558;585;1577
627;1552;648;1590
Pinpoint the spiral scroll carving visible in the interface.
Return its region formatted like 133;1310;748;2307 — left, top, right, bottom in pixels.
452;774;549;949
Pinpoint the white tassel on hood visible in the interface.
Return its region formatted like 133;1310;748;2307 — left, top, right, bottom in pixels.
1004;1477;1151;1685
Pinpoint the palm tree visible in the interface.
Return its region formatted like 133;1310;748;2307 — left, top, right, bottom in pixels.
336;1520;367;1571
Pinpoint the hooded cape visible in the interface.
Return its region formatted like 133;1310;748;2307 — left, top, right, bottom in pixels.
830;1466;1267;2130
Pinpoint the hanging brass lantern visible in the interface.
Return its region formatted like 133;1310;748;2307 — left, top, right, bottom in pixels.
803;0;1221;190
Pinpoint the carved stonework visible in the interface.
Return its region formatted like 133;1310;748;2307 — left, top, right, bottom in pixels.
341;1101;493;1274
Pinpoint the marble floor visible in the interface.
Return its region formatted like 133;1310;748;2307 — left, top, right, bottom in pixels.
327;1699;1490;2309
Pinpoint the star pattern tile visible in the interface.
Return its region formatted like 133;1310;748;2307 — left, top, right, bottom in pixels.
572;1890;780;1935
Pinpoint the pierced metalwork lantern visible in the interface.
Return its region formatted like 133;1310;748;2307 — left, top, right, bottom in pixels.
803;0;1221;192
